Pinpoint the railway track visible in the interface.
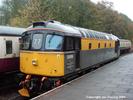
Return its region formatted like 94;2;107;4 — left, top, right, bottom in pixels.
0;83;28;100
0;73;25;100
0;86;19;100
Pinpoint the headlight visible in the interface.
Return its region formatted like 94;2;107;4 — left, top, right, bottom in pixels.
32;59;38;66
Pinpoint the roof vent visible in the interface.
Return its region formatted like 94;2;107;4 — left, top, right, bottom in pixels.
48;20;55;23
33;22;46;28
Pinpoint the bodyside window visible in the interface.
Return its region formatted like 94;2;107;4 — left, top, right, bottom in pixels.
6;40;12;54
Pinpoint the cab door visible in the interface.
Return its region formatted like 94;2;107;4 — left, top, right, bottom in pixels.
74;37;81;70
64;36;81;75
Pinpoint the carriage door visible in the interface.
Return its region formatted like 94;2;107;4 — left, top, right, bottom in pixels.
115;40;120;55
4;37;18;71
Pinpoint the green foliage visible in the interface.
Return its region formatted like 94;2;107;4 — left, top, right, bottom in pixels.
0;0;133;41
0;0;27;25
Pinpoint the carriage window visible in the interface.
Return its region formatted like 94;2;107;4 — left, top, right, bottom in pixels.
45;34;63;50
98;43;100;48
89;43;92;49
6;40;12;54
32;34;43;50
104;43;107;48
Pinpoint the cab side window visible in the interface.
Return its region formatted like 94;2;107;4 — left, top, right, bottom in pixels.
64;37;74;51
6;40;12;54
64;37;80;51
74;38;80;50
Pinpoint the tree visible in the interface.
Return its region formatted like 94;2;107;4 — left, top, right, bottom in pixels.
0;0;27;25
0;0;133;41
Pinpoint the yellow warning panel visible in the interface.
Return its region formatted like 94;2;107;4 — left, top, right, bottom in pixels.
18;88;30;97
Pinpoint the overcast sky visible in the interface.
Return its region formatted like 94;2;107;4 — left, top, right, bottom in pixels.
91;0;133;21
0;0;3;6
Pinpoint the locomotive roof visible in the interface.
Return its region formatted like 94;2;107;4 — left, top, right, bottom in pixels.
29;20;119;40
0;26;26;36
28;21;81;37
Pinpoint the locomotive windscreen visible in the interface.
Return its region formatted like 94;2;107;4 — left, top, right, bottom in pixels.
21;30;64;51
21;32;31;50
45;34;63;50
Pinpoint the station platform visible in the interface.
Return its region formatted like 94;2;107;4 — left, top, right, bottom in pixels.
32;53;133;100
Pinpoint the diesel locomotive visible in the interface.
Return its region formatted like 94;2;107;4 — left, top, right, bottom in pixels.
18;20;120;97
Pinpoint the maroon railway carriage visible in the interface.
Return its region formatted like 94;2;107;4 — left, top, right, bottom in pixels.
0;26;25;74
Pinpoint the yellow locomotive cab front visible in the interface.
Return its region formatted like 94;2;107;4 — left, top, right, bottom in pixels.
20;51;64;77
